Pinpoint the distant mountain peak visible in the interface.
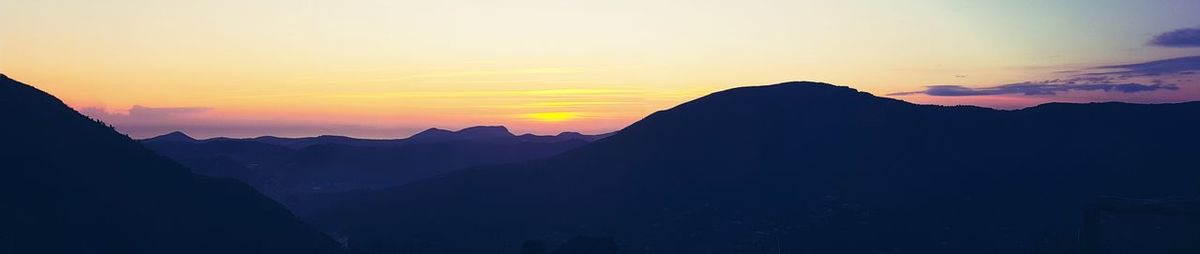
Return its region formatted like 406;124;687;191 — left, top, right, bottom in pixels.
653;81;895;116
719;81;867;98
418;127;453;134
457;125;513;137
408;128;455;140
407;125;514;143
557;131;583;136
146;131;198;143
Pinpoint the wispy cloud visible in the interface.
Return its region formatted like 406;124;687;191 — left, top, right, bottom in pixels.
503;101;637;109
889;82;1178;97
1149;26;1200;48
357;67;588;82
891;55;1196;97
324;88;643;99
1087;55;1200;77
75;105;431;139
79;105;212;124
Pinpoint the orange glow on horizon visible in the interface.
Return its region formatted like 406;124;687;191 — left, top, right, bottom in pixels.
4;1;1199;138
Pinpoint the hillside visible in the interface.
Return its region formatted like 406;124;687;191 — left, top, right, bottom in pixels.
0;74;343;253
310;82;1200;254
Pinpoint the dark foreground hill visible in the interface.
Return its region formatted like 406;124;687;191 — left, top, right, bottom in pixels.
310;82;1200;254
140;126;609;211
0;74;343;253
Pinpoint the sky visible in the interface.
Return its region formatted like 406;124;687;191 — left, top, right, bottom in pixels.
2;0;1200;138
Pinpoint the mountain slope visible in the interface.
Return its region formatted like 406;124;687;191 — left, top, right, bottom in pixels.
310;82;1200;254
0;74;343;253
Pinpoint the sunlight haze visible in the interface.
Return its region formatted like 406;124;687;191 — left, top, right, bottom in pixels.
3;0;1199;138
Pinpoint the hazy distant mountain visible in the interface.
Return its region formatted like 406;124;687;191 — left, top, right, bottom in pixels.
146;126;611;149
518;132;614;143
140;125;610;209
0;74;342;253
229;135;418;149
146;131;198;143
407;126;514;143
140;138;296;187
308;82;1200;254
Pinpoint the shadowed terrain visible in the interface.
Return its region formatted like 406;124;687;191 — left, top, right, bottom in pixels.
140;126;610;212
308;82;1200;254
6;74;1198;254
0;74;343;253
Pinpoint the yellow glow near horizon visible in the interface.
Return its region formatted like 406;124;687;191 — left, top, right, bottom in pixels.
2;0;1199;138
522;112;579;122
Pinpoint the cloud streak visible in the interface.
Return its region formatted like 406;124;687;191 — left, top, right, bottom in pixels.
74;105;435;139
892;55;1197;97
1088;55;1200;77
1149;26;1200;47
79;105;212;124
889;82;1178;97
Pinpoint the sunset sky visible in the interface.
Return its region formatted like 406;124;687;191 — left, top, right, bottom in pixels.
3;0;1200;138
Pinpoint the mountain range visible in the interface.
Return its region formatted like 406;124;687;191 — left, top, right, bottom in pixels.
0;74;343;253
6;72;1199;254
147;126;611;149
304;82;1200;254
140;126;611;211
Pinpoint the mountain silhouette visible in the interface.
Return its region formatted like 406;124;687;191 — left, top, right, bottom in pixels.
308;82;1200;254
0;74;343;253
518;132;614;143
144;131;198;143
141;138;296;189
204;135;406;149
153;126;610;149
408;126;513;143
140;126;608;212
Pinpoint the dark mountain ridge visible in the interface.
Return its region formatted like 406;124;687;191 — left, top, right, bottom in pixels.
0;74;342;253
140;125;610;210
150;131;198;143
147;126;612;149
408;126;513;143
310;81;1200;254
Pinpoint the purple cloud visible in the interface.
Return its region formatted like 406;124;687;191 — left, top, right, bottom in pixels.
76;105;428;139
1089;56;1200;77
1149;27;1200;47
888;82;1178;97
80;105;212;124
891;55;1198;97
127;105;211;119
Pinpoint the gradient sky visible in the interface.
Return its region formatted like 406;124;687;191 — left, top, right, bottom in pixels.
3;0;1200;138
